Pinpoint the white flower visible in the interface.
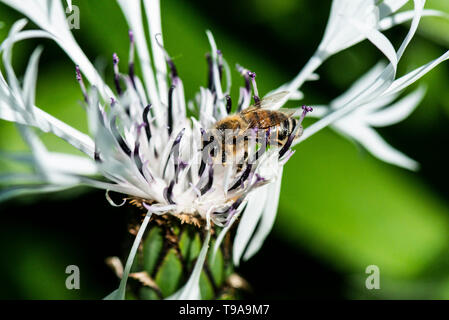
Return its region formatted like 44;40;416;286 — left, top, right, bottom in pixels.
0;0;448;300
282;0;446;96
309;63;426;170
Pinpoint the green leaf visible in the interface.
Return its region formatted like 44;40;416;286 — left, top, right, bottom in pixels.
208;240;224;286
154;248;183;297
199;271;214;300
143;227;164;276
139;287;160;300
186;231;202;270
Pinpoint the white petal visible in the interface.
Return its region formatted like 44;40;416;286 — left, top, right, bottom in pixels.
206;30;227;118
66;0;72;12
332;62;386;109
0;185;74;202
396;0;424;61
117;0;163;125
143;0;168;104
306;105;329;118
384;51;449;96
243;168;283;261
295;64;395;146
349;17;398;69
287;90;304;101
378;0;409;19
33;107;95;156
47;152;98;176
356;92;400;114
212;212;239;263
336;122;419;170
22;46;43;110
379;9;447;31
366;86;425;127
232;185;269;266
318;0;378;56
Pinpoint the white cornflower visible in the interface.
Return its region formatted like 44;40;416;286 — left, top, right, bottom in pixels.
0;0;448;299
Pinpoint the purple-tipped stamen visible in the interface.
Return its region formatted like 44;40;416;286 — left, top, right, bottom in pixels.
75;65;88;102
248;71;260;104
230;197;243;211
200;162;214;195
163;128;185;180
206;53;214;91
110;116;131;156
133;141;144;176
155;33;178;80
237;64;251;92
228;163;253;191
128;30;137;89
279;149;296;165
224;208;237;227
217;49;223;82
171;129;186;150
225;94;232;114
167;85;175;136
142;104;152;141
113;52;119;65
255;173;266;184
112;53;122;95
198;128;208;177
163;180;176;204
299;105;313;123
94;149;102;163
172;128;186;182
278;105;313;159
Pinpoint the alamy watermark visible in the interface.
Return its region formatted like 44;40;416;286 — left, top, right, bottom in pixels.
65;265;80;290
66;4;80;30
365;265;380;290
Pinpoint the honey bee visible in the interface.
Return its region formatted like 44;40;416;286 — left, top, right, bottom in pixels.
205;91;303;166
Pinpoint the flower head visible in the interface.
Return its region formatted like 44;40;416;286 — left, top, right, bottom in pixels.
0;0;448;299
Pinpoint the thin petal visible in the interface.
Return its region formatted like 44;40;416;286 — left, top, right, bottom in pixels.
396;0;424;61
379;9;448;31
331;62;386;109
378;0;409;19
143;0;168;104
336;123;419;170
22;46;43;110
349;17;398;69
232;185;269;266
384;51;449;95
366;87;425;127
117;0;163;124
66;0;72;12
243;168;283;261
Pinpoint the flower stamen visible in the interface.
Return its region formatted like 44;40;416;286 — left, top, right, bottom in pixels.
112;53;122;95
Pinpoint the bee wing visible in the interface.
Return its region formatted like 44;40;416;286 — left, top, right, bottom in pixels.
259;91;289;109
241;91;289;114
277;108;299;117
240;106;260;115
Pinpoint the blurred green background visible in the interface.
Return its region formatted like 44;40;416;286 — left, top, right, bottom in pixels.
1;0;449;299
